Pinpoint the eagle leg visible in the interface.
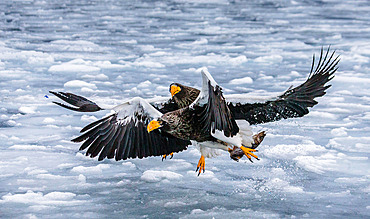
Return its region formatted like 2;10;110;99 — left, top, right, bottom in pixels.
195;155;205;176
240;146;259;162
228;131;265;162
162;152;174;161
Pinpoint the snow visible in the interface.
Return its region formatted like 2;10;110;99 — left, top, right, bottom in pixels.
264;178;305;194
1;190;85;206
141;170;183;182
9;145;48;151
229;76;254;85
80;115;98;123
18;106;37;114
71;164;110;175
49;64;101;73
81;74;109;81
42;117;56;124
264;140;326;159
330;127;348;137
133;60;165;68
64;80;97;89
0;0;369;218
254;55;283;63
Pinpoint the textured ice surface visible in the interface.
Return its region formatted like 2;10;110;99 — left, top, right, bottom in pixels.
0;0;369;218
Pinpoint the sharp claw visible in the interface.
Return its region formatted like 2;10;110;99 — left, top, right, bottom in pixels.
245;153;253;162
163;153;174;161
196;155;205;176
249;152;258;159
240;146;259;162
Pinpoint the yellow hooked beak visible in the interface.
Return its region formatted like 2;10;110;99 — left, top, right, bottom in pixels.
147;120;162;133
170;85;181;97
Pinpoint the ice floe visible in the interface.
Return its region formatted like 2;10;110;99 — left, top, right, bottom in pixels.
71;164;110;175
64;80;97;89
229;76;254;85
141;170;183;182
1;190;86;206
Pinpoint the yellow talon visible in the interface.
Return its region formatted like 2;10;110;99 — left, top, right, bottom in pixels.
196;155;205;176
240;146;259;162
162;152;174;161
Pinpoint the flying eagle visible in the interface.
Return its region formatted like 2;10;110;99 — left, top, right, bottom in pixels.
50;48;339;175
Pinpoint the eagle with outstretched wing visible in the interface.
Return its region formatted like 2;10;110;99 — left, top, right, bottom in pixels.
50;47;339;175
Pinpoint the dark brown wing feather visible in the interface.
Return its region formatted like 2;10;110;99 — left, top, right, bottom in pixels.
49;91;102;112
50;90;180;114
228;47;339;125
196;81;239;137
153;98;180;114
72;112;190;161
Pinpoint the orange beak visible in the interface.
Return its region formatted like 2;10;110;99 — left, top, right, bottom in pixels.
170;85;181;97
147;120;162;133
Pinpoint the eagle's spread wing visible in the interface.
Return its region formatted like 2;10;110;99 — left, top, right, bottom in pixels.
72;97;190;161
191;68;239;137
49;91;102;112
50;91;179;114
227;47;339;125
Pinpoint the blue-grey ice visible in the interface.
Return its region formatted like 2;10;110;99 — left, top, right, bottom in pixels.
0;0;369;218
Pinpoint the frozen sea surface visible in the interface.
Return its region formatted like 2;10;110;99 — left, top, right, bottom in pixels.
0;0;369;218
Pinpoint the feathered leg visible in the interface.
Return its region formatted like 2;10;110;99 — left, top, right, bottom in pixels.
230;131;266;161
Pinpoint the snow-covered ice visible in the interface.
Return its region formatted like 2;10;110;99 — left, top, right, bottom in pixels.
0;0;369;218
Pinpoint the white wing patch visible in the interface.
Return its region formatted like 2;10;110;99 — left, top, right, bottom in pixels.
211;129;243;146
190;67;218;108
210;120;254;147
236;120;254;147
113;97;163;125
200;67;218;89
